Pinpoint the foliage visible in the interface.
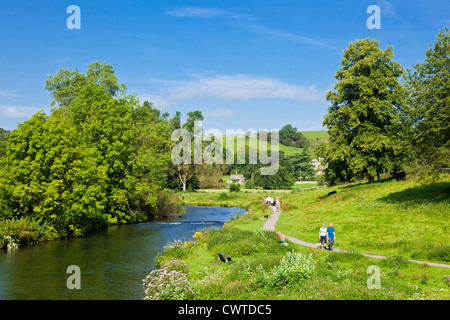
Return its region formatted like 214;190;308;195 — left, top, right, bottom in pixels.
319;38;406;183
259;252;315;288
279;125;308;148
290;147;314;179
150;190;185;217
163;239;192;259
403;28;450;171
219;192;229;200
0;62;173;241
0;217;41;249
251;165;295;190
142;258;194;300
206;228;291;257
0;111;108;238
229;183;241;192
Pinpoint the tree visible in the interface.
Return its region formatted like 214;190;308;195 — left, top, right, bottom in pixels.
279;125;307;147
45;62;126;107
290;147;314;179
404;28;450;170
45;63;171;224
251;165;295;190
170;110;204;191
183;110;204;134
0;111;108;237
320;38;406;183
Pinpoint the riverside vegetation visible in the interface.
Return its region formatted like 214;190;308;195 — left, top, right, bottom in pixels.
145;175;450;300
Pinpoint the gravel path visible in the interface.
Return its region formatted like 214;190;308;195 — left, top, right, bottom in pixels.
262;206;450;269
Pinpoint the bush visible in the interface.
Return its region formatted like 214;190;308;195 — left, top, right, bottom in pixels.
229;183;241;192
261;252;315;288
162;240;191;259
0;217;46;249
142;259;194;300
206;228;290;257
219;192;229;200
151;190;185;218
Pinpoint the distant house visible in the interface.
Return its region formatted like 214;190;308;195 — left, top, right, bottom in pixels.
227;171;246;185
311;158;326;176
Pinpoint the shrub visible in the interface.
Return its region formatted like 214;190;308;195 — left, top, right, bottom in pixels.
0;217;44;249
142;259;194;300
219;192;229;200
151;190;185;218
163;240;191;259
206;228;290;257
229;183;241;192
262;252;315;288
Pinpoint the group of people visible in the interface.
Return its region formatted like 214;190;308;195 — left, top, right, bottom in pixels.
319;223;336;250
263;196;281;211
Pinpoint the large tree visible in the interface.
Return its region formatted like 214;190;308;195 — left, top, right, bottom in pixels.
0;62;175;239
403;28;450;170
319;38;406;183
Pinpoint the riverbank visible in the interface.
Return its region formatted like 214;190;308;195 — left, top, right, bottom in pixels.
148;177;450;300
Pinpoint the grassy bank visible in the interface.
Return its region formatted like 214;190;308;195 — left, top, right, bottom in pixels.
145;176;450;300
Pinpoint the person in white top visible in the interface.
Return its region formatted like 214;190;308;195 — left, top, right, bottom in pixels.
319;224;327;247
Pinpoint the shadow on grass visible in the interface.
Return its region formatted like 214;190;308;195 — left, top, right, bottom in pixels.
379;181;450;205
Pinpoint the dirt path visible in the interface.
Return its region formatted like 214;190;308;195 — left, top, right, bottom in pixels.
263;206;450;269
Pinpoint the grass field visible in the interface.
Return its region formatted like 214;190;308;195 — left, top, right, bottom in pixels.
148;174;450;300
181;175;450;263
217;130;328;160
275;178;450;263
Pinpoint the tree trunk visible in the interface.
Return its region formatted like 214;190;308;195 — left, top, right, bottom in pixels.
182;181;186;191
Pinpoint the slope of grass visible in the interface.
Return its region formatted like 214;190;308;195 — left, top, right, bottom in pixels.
276;177;450;263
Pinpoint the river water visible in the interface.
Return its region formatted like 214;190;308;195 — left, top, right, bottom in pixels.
0;205;244;300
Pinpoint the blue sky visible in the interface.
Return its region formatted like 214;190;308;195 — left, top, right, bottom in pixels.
0;0;449;133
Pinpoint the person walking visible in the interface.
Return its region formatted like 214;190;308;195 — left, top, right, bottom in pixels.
275;198;281;211
326;223;336;251
319;223;327;247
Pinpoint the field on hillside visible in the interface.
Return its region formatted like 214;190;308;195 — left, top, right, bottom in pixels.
276;177;450;263
219;130;328;159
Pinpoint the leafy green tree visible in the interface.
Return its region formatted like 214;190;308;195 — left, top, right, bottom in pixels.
251;165;295;190
404;28;450;170
320;38;406;183
279;125;307;147
290;147;314;179
0;128;10;162
45;61;126;107
66;84;171;223
183;110;204;134
0;111;108;237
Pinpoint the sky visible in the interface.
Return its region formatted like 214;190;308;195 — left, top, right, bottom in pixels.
0;0;449;133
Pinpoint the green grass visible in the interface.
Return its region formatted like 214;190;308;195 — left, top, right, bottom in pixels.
276;177;450;263
154;217;450;300
149;175;450;300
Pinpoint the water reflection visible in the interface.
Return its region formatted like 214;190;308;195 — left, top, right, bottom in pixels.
0;206;244;300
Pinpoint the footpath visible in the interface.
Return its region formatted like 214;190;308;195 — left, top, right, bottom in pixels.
263;206;450;269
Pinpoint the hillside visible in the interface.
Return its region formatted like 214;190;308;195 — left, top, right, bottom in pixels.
221;130;328;158
276;177;450;263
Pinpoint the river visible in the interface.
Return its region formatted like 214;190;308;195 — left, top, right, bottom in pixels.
0;205;244;300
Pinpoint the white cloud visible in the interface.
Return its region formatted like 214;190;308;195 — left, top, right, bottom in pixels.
0;90;16;99
207;108;236;118
378;0;398;19
240;23;336;49
0;104;41;118
166;6;259;21
137;74;325;109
